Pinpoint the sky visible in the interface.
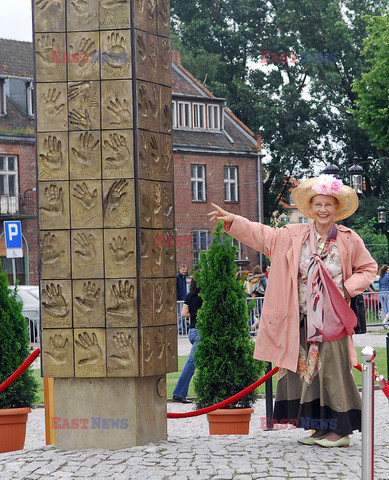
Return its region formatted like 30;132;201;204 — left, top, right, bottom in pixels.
0;0;33;42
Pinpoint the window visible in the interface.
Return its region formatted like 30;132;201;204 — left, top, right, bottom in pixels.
289;193;295;206
193;103;205;129
232;238;241;260
178;101;191;128
207;104;220;130
172;101;177;128
191;164;206;202
0;80;6;116
298;216;310;224
224;166;238;202
192;230;210;265
280;216;291;224
0;155;18;214
26;81;34;117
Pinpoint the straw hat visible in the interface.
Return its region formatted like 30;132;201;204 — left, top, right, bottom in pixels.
291;175;359;221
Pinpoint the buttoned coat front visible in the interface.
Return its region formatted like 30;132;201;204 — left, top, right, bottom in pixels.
225;216;377;372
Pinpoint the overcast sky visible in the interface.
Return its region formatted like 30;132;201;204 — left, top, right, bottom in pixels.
0;0;33;42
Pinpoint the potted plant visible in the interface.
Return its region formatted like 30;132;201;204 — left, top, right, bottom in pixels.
194;223;266;434
0;268;38;453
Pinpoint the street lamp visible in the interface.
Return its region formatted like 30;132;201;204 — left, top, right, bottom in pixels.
348;157;364;196
321;163;340;177
378;203;389;264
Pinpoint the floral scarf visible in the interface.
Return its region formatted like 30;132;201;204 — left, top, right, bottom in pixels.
306;224;356;344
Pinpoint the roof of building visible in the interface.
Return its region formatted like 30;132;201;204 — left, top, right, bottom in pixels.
0;99;34;134
0;38;34;78
172;56;260;153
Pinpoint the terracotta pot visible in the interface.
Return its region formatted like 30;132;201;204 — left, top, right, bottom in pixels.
207;407;254;435
0;407;31;453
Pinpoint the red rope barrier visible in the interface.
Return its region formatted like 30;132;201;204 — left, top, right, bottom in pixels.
0;348;41;394
167;366;280;418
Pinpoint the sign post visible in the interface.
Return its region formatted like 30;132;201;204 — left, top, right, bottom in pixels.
4;221;23;285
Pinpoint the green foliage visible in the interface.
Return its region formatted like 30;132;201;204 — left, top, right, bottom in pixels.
348;216;387;265
352;13;389;150
0;269;38;408
193;223;266;409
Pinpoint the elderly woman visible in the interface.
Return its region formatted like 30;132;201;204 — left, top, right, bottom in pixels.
208;175;377;448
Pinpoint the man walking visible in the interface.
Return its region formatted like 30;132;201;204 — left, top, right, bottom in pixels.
176;264;187;334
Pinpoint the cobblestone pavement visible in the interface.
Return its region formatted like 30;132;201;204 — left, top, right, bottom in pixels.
0;389;387;479
2;331;387;479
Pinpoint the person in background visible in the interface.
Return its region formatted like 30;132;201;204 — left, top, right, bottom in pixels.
172;278;202;403
249;265;267;330
208;174;377;448
265;265;271;279
378;264;389;328
176;264;187;335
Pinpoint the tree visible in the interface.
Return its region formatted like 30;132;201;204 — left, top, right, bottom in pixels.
171;0;389;222
0;269;38;409
352;13;389;151
193;223;265;409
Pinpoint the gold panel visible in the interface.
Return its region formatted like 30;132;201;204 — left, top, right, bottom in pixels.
101;79;133;130
137;81;160;132
105;279;138;328
102;130;134;179
134;0;157;34
74;329;107;377
67;31;100;82
41;280;72;328
37;132;69;181
100;0;131;30
35;33;67;82
154;278;176;326
158;36;171;87
40;230;71;280
157;0;170;37
103;179;135;228
71;229;104;279
140;229;163;277
36;83;68;132
165;277;177;325
67;0;99;32
73;280;105;327
70;180;103;229
140;180;173;229
68;81;100;131
137;130;153;180
100;30;132;80
104;228;136;278
160;85;172;134
140;279;153;326
69;131;101;180
166;325;178;373
135;30;147;81
163;230;176;277
146;34;158;84
106;328;138;377
159;134;173;182
141;327;166;376
42;329;74;378
39;181;70;230
33;0;65;33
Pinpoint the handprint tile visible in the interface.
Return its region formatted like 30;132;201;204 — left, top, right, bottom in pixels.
67;0;99;32
74;329;106;377
70;180;103;228
103;179;135;228
37;133;69;180
100;30;132;79
160;85;172;134
39;230;71;279
69;131;101;179
73;279;105;327
107;328;138;377
101;80;133;129
71;229;104;279
39;181;70;230
166;325;178;373
106;279;138;327
100;0;130;30
68;80;100;130
102;130;134;179
42;329;74;377
36;84;68;132
157;0;171;36
67;32;100;81
41;280;72;328
104;228;136;278
34;0;65;33
134;0;157;34
35;33;66;82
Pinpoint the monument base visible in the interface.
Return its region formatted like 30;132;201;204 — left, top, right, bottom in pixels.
53;376;167;450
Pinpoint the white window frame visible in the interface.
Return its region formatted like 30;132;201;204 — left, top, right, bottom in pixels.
26;81;34;117
224;166;238;202
207;104;220;130
232;238;242;260
298;216;310;224
0;155;19;214
0;79;6;116
193;103;206;129
177;101;191;128
191;164;206;202
192;230;210;265
172;100;177;128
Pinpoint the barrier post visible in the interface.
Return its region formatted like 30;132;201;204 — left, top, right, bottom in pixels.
44;378;55;446
361;346;375;480
265;362;274;429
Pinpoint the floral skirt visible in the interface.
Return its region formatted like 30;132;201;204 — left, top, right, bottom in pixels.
273;315;361;435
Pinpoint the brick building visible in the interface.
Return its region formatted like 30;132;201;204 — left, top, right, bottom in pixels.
171;51;264;271
0;39;38;285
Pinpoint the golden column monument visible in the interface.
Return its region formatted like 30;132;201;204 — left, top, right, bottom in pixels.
33;0;177;449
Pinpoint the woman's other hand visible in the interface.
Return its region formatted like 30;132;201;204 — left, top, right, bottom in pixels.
207;203;235;228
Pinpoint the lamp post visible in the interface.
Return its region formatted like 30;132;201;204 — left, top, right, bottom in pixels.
321;162;340;177
348;157;364;197
377;203;389;264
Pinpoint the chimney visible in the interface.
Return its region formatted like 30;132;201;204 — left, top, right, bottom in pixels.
171;50;182;65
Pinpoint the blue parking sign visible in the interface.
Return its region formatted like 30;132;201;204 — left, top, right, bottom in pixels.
4;221;23;258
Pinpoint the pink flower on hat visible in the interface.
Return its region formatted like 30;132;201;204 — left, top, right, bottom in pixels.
313;174;343;195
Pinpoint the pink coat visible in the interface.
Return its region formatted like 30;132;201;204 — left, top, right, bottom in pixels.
225;217;377;372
